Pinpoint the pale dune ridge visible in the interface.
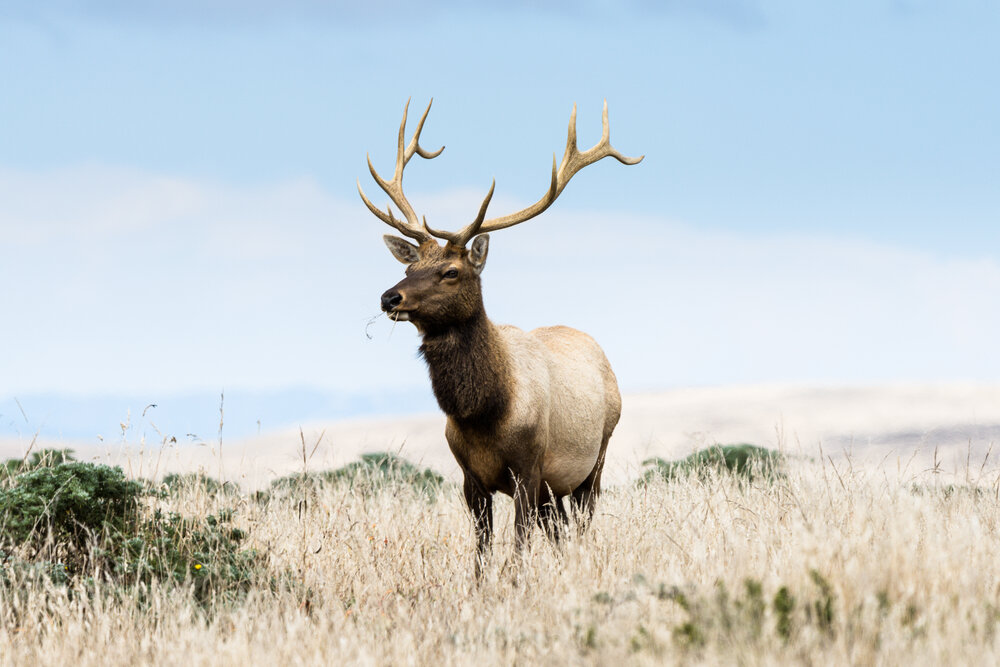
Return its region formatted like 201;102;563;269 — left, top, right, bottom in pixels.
3;383;998;488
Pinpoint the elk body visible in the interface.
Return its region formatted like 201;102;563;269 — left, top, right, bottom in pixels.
359;100;642;574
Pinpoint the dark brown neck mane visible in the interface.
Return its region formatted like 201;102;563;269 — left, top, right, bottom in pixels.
418;308;511;429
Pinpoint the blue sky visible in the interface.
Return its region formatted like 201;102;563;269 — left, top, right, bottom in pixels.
1;1;998;441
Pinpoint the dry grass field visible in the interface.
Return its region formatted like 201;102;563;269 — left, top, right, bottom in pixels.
4;445;1000;665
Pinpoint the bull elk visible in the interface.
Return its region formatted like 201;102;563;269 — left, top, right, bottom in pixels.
359;99;642;575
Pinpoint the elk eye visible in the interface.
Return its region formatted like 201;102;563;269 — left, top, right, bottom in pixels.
443;268;459;279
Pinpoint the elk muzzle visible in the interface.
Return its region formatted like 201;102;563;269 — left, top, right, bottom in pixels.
381;289;402;312
380;288;411;321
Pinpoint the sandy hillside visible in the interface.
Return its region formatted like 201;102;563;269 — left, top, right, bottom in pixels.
3;383;998;488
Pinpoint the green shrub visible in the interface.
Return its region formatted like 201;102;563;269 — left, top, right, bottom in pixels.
2;448;76;478
666;574;837;651
773;586;796;641
262;452;445;502
807;569;836;635
639;444;783;486
909;483;987;500
109;510;262;602
162;472;239;497
0;551;71;588
0;462;143;558
0;461;268;603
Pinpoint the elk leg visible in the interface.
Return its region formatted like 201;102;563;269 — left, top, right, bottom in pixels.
571;436;610;532
554;493;570;525
463;474;493;579
512;469;541;552
536;484;567;542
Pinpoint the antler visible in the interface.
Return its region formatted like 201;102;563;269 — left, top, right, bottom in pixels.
438;100;644;248
357;98;444;243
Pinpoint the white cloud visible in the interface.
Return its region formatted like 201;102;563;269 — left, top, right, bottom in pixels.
1;164;998;399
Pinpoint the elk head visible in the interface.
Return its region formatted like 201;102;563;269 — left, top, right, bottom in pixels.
359;99;643;334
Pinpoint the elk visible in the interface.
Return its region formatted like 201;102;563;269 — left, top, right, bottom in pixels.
359;99;642;575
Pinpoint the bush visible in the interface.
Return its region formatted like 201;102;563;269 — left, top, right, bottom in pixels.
640;444;783;486
662;573;837;651
909;483;987;500
2;448;77;478
110;510;262;602
261;452;445;502
0;462;143;559
0;461;267;603
162;471;239;497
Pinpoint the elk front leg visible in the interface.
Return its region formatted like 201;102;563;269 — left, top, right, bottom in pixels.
463;474;493;579
512;468;541;552
537;483;568;543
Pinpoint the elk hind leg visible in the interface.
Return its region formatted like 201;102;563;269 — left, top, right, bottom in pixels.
570;436;610;532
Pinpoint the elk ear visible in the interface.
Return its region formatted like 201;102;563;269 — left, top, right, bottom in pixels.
468;234;489;275
383;235;420;264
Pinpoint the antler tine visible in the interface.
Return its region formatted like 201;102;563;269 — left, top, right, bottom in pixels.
406;100;446;164
474;100;644;235
594;99;644;166
565;103;579;166
359;98;445;243
357;179;414;236
426;179;496;247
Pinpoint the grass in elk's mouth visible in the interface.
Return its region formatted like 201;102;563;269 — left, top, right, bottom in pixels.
364;312;383;340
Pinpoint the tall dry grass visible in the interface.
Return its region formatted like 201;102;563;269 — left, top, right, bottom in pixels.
3;455;1000;665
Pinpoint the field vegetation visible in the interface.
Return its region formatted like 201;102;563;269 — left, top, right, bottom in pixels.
2;445;1000;664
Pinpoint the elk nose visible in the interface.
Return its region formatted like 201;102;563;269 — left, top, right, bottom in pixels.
381;290;403;312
